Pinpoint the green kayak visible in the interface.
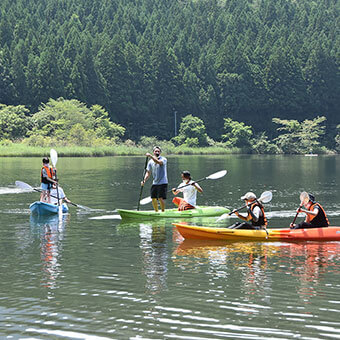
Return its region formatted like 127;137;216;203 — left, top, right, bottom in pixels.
117;206;230;220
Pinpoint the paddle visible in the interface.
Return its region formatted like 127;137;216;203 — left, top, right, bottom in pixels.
137;156;149;211
50;148;62;216
216;190;273;222
139;170;228;206
290;191;309;227
15;180;84;209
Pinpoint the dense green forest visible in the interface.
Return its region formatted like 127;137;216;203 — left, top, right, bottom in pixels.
0;0;339;146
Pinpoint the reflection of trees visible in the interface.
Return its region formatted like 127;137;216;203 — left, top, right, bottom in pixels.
30;214;69;292
139;223;168;295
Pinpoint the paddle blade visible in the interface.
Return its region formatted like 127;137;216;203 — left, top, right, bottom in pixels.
259;191;273;204
140;196;152;205
50;148;58;167
206;170;227;180
15;181;33;191
300;191;309;205
216;212;230;222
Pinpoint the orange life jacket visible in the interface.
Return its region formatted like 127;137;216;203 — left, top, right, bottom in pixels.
250;202;268;227
307;203;329;227
41;165;54;184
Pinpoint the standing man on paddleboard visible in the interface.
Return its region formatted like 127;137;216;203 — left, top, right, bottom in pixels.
141;146;168;212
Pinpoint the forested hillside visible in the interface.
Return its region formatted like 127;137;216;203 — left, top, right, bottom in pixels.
0;0;339;141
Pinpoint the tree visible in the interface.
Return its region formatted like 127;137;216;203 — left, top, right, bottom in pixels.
172;114;208;147
221;118;253;149
0;104;30;140
272;116;327;154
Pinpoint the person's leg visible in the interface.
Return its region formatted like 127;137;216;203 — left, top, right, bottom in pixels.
40;190;46;202
152;198;159;212
229;222;254;229
159;198;165;212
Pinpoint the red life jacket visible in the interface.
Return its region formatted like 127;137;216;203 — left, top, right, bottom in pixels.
307;203;329;227
250;202;268;227
41;165;54;184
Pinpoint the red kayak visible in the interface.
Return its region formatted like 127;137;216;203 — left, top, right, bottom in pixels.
173;223;340;242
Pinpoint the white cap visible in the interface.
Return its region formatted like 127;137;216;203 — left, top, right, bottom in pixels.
241;192;256;200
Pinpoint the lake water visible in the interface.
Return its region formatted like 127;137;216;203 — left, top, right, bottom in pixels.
0;155;339;339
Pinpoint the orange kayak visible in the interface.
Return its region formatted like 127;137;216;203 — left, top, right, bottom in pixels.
173;223;340;242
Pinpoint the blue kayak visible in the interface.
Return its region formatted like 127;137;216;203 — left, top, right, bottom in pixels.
29;201;69;215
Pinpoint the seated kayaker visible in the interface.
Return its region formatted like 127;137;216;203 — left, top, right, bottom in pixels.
50;182;71;205
228;192;268;230
172;171;203;211
40;157;57;203
290;193;329;229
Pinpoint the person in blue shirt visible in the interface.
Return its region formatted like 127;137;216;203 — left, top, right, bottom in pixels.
141;146;168;212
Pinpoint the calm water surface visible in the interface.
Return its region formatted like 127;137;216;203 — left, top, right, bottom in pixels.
0;155;339;339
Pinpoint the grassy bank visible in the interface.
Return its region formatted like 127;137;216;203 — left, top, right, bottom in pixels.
0;143;238;157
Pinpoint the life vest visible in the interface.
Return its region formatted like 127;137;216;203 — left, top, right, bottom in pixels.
307;203;329;227
41;165;54;184
250;202;267;227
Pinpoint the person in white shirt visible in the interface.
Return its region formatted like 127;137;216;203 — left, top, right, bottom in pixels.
50;183;71;205
172;171;203;211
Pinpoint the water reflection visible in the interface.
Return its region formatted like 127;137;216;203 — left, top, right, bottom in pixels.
30;214;69;292
174;238;340;303
139;222;168;295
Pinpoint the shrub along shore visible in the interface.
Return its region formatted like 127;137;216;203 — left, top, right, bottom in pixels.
0;144;238;157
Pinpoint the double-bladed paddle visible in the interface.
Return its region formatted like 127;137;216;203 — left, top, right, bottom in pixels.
290;191;309;227
15;180;88;210
216;190;273;222
139;170;228;206
50;148;62;216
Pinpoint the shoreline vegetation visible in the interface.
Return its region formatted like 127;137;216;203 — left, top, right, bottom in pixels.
0;144;238;157
0;143;336;158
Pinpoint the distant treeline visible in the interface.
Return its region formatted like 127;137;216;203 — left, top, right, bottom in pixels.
0;0;339;142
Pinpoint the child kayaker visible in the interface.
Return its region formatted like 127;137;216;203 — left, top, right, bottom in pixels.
40;157;56;203
172;171;203;211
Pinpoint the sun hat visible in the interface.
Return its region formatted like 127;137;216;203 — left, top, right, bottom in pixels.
241;192;257;200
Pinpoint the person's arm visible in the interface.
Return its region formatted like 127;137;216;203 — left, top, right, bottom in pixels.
146;152;163;165
141;170;150;186
42;168;56;184
192;182;203;193
248;206;260;222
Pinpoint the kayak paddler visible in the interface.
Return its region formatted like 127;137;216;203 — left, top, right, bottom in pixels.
40;157;57;203
172;171;203;211
141;146;168;212
228;192;268;230
50;181;71;206
290;193;329;229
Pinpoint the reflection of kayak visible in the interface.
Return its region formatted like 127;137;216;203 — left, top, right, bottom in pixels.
29;201;69;215
117;206;230;220
173;223;340;242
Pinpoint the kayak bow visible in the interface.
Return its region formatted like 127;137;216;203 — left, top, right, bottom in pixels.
29;201;69;215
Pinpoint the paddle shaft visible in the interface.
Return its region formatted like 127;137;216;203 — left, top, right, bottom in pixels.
291;204;303;225
170;177;207;193
137;157;149;211
33;187;77;207
229;198;264;216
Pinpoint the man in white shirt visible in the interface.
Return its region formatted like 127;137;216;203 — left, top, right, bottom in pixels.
172;171;203;211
